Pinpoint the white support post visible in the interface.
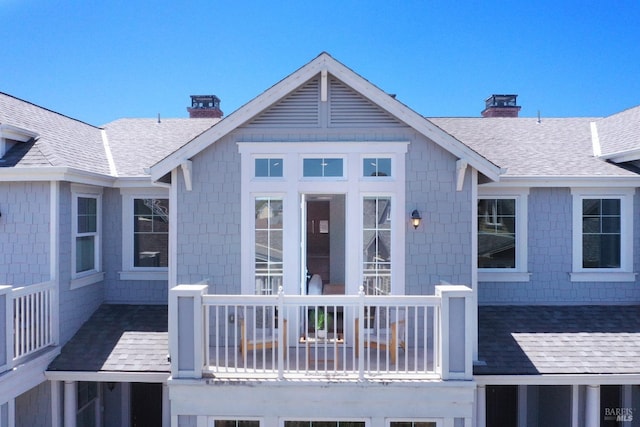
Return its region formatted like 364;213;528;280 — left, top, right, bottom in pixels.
436;284;474;380
162;383;170;427
169;284;208;379
63;381;77;427
0;286;11;373
585;385;600;427
476;385;486;427
51;381;62;427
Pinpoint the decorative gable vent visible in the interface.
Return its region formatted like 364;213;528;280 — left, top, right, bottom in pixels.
248;78;320;127
329;78;403;127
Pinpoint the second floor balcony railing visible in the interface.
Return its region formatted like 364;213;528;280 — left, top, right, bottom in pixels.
169;283;473;382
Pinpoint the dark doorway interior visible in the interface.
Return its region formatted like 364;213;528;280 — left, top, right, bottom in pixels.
131;383;162;427
486;385;518;427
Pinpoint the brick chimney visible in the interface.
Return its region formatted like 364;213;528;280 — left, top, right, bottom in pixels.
187;95;223;118
481;94;521;118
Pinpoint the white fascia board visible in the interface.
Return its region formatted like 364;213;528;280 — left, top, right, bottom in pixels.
0;124;39;142
114;176;157;188
150;53;502;182
599;148;640;163
45;370;169;383
0;167;115;186
475;374;640;386
479;175;640;188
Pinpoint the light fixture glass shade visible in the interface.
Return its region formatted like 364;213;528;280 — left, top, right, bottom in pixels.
411;209;422;229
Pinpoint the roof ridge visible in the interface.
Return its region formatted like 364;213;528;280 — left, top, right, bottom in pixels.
0;91;102;130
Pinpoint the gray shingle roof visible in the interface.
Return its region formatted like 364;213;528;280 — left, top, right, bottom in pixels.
0;92;109;174
429;117;639;178
596;105;640;156
103;118;218;177
476;305;640;375
48;304;169;373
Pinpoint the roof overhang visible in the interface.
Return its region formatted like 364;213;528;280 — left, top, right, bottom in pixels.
45;370;169;383
0;123;39;143
150;53;502;183
475;374;640;386
480;175;640;188
599;147;640;163
0;167;116;186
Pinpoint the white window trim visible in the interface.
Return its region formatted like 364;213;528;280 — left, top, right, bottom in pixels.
570;187;636;282
70;184;103;289
477;188;530;282
119;188;169;281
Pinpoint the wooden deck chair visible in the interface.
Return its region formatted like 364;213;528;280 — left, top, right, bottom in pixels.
239;307;287;359
355;307;406;363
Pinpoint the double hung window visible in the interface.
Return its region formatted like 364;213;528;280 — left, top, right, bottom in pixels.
71;185;102;287
477;190;529;282
571;189;634;281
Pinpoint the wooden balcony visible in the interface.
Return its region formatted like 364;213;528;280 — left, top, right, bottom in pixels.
169;284;473;382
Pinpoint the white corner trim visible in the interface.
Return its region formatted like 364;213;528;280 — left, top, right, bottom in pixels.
590;122;601;158
456;159;468;191
321;69;328;102
181;160;193;192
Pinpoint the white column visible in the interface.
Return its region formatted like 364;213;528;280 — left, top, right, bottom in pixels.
51;381;61;427
63;381;77;427
476;385;486;427
162;383;170;427
585;385;600;427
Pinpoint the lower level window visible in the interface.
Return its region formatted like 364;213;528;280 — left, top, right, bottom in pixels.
286;422;365;427
215;422;259;427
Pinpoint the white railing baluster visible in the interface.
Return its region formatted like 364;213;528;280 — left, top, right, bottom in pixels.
11;281;56;364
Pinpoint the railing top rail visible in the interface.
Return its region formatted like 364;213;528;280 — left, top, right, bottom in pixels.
201;293;441;307
11;280;56;298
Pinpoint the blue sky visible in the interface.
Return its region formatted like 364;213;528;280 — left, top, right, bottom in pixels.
2;1;639;125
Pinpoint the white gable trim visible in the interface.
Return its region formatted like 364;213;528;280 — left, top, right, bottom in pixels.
150;53;502;182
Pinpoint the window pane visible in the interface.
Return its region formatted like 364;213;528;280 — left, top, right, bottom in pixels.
133;199;169;267
255;197;283;294
478;198;516;269
77;197;97;233
303;158;343;177
255;158;283;177
582;198;621;268
363;197;392;295
76;236;95;272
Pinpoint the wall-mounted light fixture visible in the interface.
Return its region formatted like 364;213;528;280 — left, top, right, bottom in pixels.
411;209;422;229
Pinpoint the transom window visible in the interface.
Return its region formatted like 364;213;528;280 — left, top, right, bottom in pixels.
255;158;283;177
303;158;343;177
363;157;391;177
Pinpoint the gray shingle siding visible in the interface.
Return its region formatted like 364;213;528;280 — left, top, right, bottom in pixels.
0;182;50;286
479;187;640;304
405;134;473;295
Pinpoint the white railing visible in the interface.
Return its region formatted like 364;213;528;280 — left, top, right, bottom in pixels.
10;281;57;365
170;284;473;381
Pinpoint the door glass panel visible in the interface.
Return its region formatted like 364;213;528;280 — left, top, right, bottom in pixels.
255;197;283;294
363;197;391;295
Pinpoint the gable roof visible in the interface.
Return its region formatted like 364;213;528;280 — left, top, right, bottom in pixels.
595;105;640;162
150;53;502;182
431;116;640;182
0;92;109;175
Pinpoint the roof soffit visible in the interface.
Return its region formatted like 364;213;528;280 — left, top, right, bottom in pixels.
150;53;501;182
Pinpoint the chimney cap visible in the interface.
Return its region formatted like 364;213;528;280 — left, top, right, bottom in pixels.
481;94;521;118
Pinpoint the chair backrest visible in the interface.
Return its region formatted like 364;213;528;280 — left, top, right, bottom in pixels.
239;306;277;336
307;274;323;295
